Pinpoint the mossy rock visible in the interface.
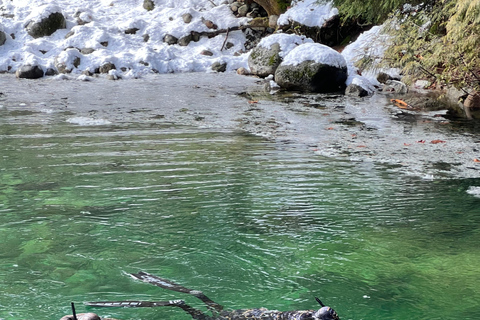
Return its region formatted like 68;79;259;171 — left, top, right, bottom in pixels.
143;0;155;11
248;42;282;77
26;12;66;38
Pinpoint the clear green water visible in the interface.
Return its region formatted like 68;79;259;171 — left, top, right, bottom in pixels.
1;109;479;320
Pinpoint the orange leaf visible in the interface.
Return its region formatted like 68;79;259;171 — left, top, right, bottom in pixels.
417;140;426;143
474;158;480;163
404;143;411;146
248;100;258;104
326;127;334;130
430;140;446;144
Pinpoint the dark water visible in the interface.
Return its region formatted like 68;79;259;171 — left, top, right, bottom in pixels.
1;90;480;320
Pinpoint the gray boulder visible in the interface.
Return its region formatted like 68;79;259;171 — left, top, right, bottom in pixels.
248;34;313;78
248;42;282;78
16;65;44;79
275;43;347;93
26;11;66;38
0;31;6;45
383;80;408;94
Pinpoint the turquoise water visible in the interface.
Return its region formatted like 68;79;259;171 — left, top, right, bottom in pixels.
1;107;480;320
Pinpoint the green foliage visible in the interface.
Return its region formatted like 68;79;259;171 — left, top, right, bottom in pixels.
332;0;427;24
381;0;480;91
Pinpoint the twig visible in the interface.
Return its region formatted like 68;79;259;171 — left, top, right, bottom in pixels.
220;28;230;51
71;302;78;320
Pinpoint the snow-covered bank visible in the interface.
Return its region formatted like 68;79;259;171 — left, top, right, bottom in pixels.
0;0;252;77
0;0;387;85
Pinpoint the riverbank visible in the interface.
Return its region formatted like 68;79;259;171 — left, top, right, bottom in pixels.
1;73;479;180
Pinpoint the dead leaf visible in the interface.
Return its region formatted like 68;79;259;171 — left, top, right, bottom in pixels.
474;158;480;163
248;100;258;104
404;143;411;146
417;140;426;143
431;140;446;144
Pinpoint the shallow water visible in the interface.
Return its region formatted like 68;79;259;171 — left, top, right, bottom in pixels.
0;74;480;320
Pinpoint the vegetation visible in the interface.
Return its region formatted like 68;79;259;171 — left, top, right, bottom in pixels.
331;0;480;93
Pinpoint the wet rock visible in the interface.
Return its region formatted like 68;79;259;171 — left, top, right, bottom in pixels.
26;8;66;38
211;61;227;72
99;62;116;74
143;34;150;42
275;43;347;93
143;0;155;11
0;31;6;45
191;31;201;42
248;42;282;78
100;41;108;47
15;64;44;79
383;80;408;94
345;83;369;97
60;313;101;320
163;34;178;45
182;13;193;24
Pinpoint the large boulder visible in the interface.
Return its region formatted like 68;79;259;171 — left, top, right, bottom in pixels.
274;43;347;93
25;6;66;38
248;33;313;78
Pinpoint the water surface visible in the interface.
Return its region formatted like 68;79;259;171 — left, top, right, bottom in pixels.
0;75;479;320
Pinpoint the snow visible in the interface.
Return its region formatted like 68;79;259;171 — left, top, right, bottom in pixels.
0;0;385;83
278;0;338;27
257;33;313;57
281;42;346;68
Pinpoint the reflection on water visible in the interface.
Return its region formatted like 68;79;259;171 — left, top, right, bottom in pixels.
1;107;480;320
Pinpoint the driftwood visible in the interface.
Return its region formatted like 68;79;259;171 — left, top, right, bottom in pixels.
85;271;340;320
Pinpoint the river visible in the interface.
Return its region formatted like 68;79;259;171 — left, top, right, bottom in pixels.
0;73;479;320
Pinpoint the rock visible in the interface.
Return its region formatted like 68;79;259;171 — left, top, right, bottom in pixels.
345;83;369;97
100;41;108;47
238;4;250;17
125;27;139;34
65;31;75;39
81;48;95;55
178;34;192;46
191;31;201;42
15;64;44;79
248;34;313;78
60;313;101;320
182;13;193;24
274;43;347;93
143;34;150;42
230;2;242;12
200;50;214;56
211;61;227;72
202;19;217;29
248;42;282;78
376;72;393;84
269;15;279;28
225;42;234;50
45;68;58;76
163;34;178;45
26;8;66;38
237;67;249;75
143;0;155;11
414;79;431;89
383;80;408;94
0;31;6;45
99;62;116;74
464;92;480;109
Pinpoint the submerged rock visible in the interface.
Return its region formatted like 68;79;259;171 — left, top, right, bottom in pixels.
275;43;347;93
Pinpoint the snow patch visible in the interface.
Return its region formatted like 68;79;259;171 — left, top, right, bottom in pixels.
466;187;480;198
257;33;314;57
281;43;346;68
278;0;338;27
